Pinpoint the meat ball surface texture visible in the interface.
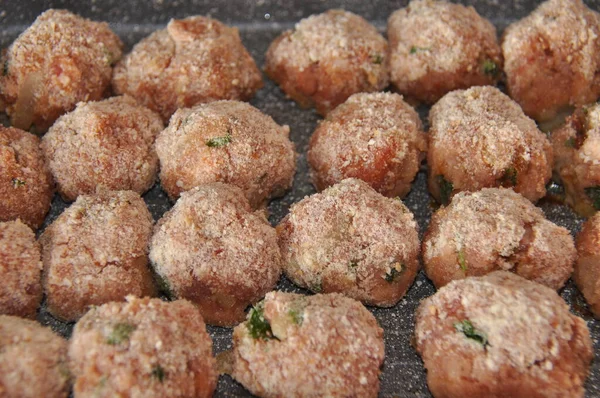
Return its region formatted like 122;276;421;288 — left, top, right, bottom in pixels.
427;86;552;204
113;15;263;122
502;0;600;122
155;100;296;208
387;0;502;104
0;126;54;229
265;9;389;116
0;9;123;131
69;296;217;398
308;92;427;198
415;271;593;398
149;183;282;326
277;178;420;307
40;190;155;322
574;212;600;318
0;315;70;398
423;188;575;290
231;292;385;398
41;95;163;202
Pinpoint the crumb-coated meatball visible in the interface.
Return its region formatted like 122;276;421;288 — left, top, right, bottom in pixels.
574;212;600;318
387;0;502;104
156;100;296;208
277;178;420;307
265;9;389;116
428;86;552;204
149;183;281;326
415;271;593;398
40;190;155;322
41;95;163;202
308;92;427;198
0;9;123;131
113;16;263;122
232;292;385;397
69;296;217;398
0;220;42;318
0;315;70;398
0;126;53;229
502;0;600;122
423;188;575;290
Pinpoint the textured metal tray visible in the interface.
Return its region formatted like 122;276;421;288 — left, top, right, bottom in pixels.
1;1;599;397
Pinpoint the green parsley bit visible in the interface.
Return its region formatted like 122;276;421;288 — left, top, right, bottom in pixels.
585;186;600;210
310;281;323;293
500;167;518;187
2;59;8;76
206;131;232;148
288;309;303;325
565;137;576;148
457;248;467;272
371;54;384;64
247;302;275;340
410;46;430;54
348;260;359;271
154;272;173;299
106;323;136;345
12;178;26;188
384;263;403;282
482;59;499;76
454;319;488;346
152;365;166;383
436;175;453;205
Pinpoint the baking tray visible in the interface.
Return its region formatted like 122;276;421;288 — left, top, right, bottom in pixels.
1;0;600;396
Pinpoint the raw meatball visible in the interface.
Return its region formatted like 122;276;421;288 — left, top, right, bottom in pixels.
308;92;427;198
149;183;281;326
69;296;217;398
231;292;385;397
0;126;53;229
40;190;155;322
277;178;420;307
113;15;263;122
502;0;600;121
574;212;600;318
0;9;123;131
415;271;593;398
265;9;389;116
388;0;502;104
41;95;163;202
423;188;575;290
155;100;296;208
0;315;70;398
428;86;552;204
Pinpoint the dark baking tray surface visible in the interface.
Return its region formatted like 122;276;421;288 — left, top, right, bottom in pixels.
1;1;600;396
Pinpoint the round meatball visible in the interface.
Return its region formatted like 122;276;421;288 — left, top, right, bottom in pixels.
0;9;123;131
415;271;593;398
232;292;385;397
423;188;576;290
387;0;502;104
69;296;217;398
265;9;389;116
574;212;600;318
41;95;163;202
502;0;600;122
113;15;263;122
428;86;552;204
40;190;155;322
308;92;427;198
156;100;296;208
277;178;420;307
0;315;70;398
149;183;282;326
0;126;53;229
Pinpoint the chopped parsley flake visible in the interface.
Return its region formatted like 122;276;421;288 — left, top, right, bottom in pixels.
385;263;403;282
288;309;303;325
410;46;430;54
12;178;26;188
371;54;384;64
457;249;467;272
349;260;359;271
310;281;323;293
206;132;232;148
436;175;453;205
151;365;166;383
247;303;275;340
106;323;136;345
2;59;8;76
500;167;518;187
454;319;488;346
482;59;499;76
585;186;600;210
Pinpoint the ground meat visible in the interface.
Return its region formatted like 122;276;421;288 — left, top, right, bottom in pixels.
277;178;420;307
308;92;427;198
415;271;593;398
574;212;600;318
231;291;384;397
113;15;263;122
265;9;389;116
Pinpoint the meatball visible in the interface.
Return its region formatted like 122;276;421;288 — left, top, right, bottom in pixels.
277;178;420;307
0;9;123;131
0;126;53;229
387;0;502;104
41;95;163;201
40;190;155;322
423;188;575;290
149;183;282;326
69;296;217;398
0;315;70;398
308;92;427;198
428;86;552;204
574;212;600;318
155;100;296;208
113;15;263;122
231;292;385;397
502;0;600;122
265;9;389;116
415;271;593;398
